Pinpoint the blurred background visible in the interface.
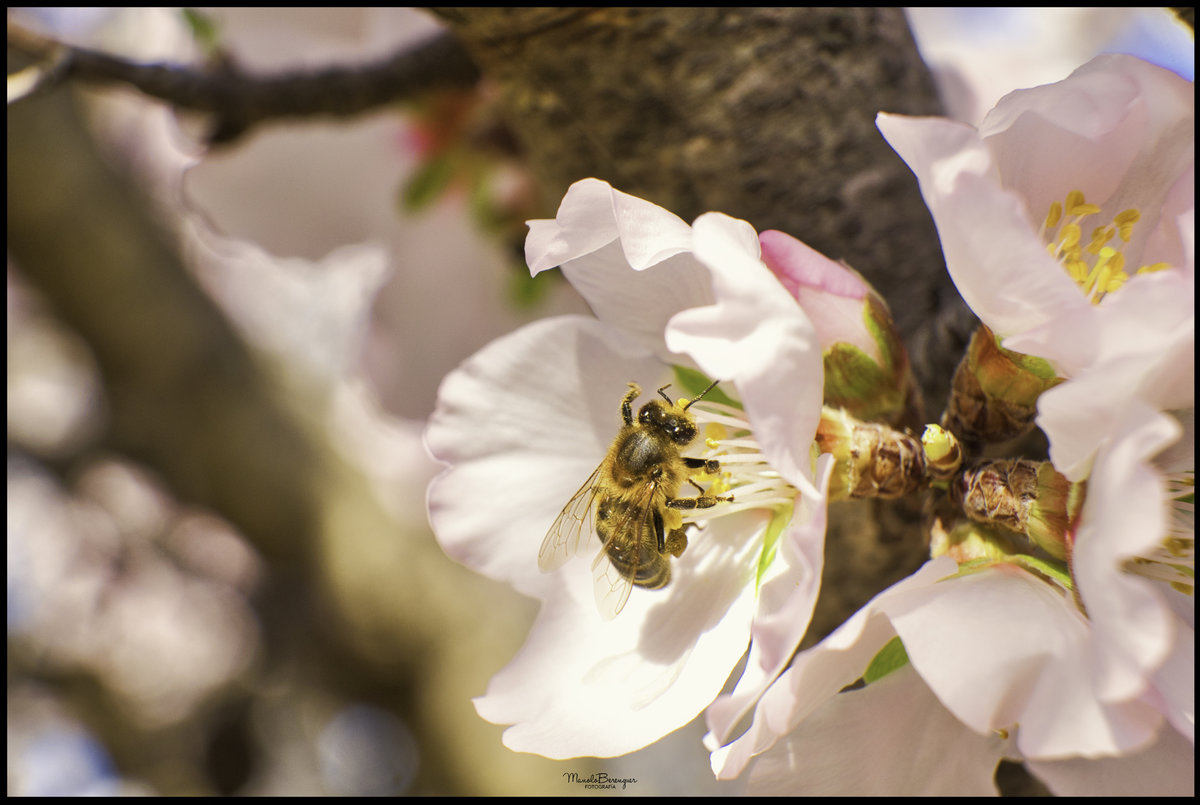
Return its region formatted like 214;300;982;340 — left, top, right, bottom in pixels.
6;8;626;796
7;7;1193;796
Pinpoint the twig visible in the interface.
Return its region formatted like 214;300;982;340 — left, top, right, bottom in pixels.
7;18;480;145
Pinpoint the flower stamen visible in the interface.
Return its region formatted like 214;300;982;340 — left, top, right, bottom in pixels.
686;401;799;521
1040;190;1167;305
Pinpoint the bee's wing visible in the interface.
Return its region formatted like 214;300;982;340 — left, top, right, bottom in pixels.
590;482;657;620
538;461;606;573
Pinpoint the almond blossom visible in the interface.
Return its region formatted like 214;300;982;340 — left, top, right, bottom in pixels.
877;53;1194;480
426;179;840;758
707;53;1193;795
711;408;1193;795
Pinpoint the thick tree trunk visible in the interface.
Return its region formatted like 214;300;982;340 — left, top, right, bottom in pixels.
433;7;965;638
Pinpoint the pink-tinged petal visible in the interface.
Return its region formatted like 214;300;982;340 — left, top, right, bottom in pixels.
704;453;834;745
1072;408;1181;702
425;314;663;595
1026;723;1195;796
758;229;880;361
669;213;823;494
876;112;1085;341
1037;287;1193;479
977;54;1195;238
1141;168;1194;278
758;229;870;299
1011;261;1194;391
708;557;959;778
744;664;1005;796
883;565;1164;758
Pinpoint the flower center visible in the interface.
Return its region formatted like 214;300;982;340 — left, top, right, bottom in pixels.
1040;190;1170;305
683;401;797;523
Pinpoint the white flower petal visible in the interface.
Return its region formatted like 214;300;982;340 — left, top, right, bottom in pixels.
525;177;691;273
1072;407;1182;702
669;213;823;494
704;453;833;746
883;566;1164;758
1153;600;1194;744
426;315;663;594
526;179;715;361
479;509;766;758
708;557;958;778
744;663;1004;795
1025;722;1195;796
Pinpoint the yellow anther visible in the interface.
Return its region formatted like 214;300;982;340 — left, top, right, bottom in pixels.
1114;209;1140;241
704;423;728;445
1042;193;1158;301
1043;201;1063;231
1066;259;1089;283
1058;223;1082;250
1086;225;1115;254
1065;190;1101;217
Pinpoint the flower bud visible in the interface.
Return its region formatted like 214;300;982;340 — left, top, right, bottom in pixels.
921;424;963;481
942;325;1061;446
953;459;1083;560
760;230;921;427
816;407;926;500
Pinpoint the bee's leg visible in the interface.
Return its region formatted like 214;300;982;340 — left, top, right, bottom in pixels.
621;383;641;426
651;507;666;553
667;489;734;511
664;527;688;558
682;457;721;474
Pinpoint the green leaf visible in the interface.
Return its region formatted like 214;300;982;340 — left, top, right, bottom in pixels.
863;636;909;684
401;155;456;212
181;9;221;54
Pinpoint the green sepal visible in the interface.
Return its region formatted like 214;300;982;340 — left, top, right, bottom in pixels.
864;636;910;683
672;366;742;410
756;501;794;592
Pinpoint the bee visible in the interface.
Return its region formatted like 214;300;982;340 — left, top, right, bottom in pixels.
539;379;732;619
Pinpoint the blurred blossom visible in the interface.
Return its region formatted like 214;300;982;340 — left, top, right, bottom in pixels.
317;704;420;796
6;270;105;458
11;723;125;796
8;457;260;729
906;8;1194;126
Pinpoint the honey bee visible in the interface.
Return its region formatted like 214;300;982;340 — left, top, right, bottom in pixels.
539;379;732;619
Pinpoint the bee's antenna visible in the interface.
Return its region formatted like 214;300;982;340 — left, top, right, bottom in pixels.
683;379;721;410
656;384;673;404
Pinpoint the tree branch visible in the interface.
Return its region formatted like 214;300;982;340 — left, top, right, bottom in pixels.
7;18;480;144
